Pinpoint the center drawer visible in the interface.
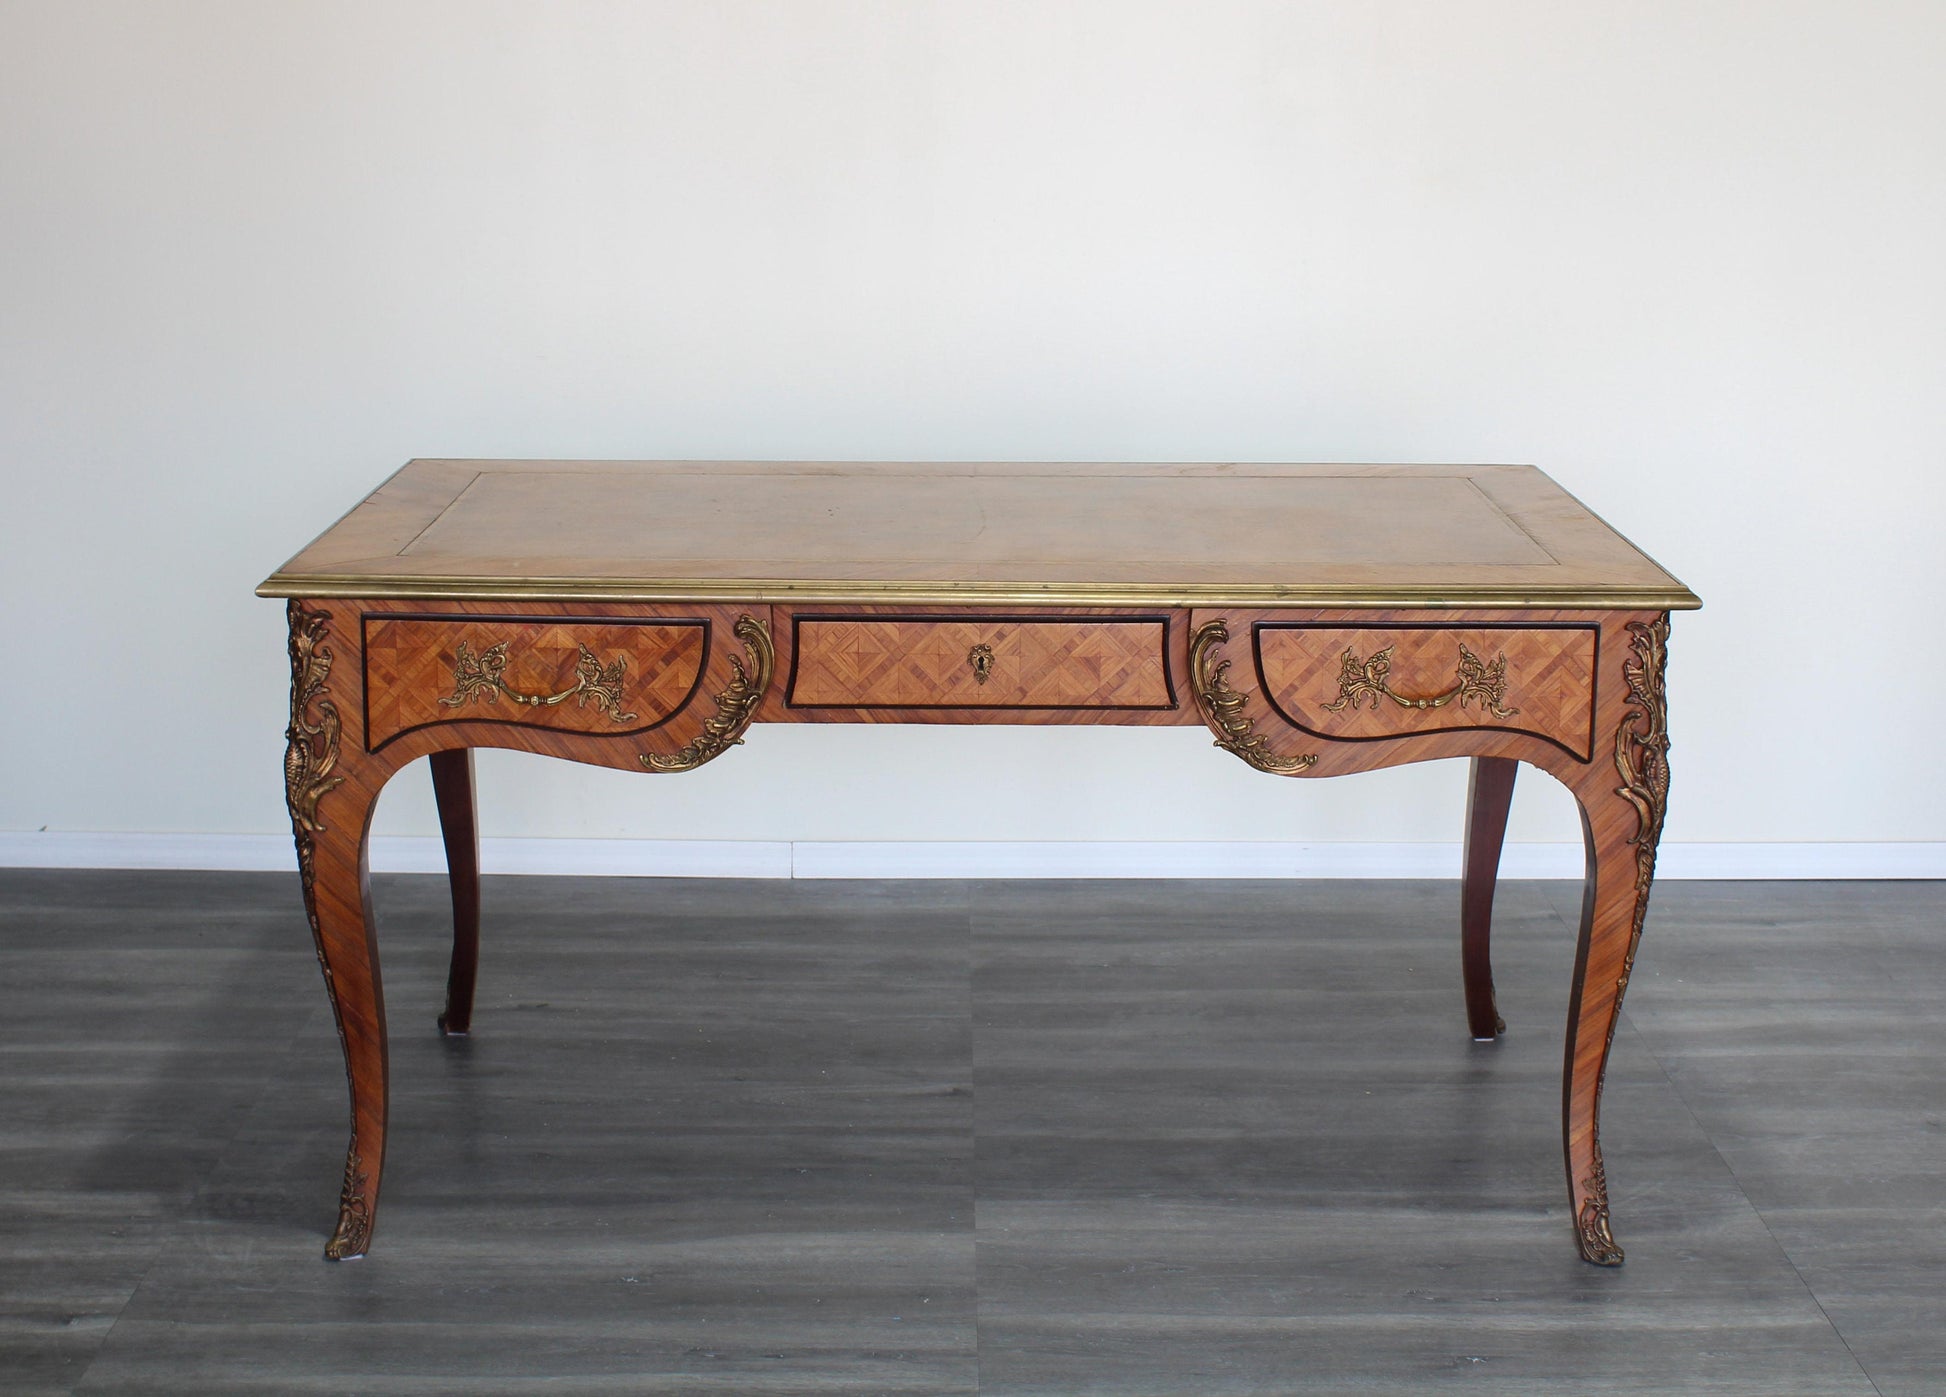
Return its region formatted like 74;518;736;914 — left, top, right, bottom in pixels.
787;615;1175;710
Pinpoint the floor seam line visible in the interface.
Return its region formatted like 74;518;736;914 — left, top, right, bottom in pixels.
77;995;332;1393
1625;1005;1886;1397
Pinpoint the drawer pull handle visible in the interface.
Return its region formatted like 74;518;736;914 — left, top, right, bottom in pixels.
440;640;640;723
1323;644;1518;719
968;643;995;686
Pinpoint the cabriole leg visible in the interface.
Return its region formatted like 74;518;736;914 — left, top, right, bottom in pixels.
286;600;392;1260
302;806;388;1260
429;748;480;1036
1562;615;1670;1265
1461;756;1517;1040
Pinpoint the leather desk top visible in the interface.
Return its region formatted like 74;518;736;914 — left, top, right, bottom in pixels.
258;460;1699;610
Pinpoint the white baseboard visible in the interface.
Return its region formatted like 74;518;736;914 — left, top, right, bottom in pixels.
0;832;1941;879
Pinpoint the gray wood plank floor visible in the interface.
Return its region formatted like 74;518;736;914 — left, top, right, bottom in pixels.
0;870;1939;1394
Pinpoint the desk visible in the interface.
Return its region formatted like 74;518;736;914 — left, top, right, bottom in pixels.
259;461;1699;1265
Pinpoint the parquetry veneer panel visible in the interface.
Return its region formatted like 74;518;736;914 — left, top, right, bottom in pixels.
787;616;1172;710
363;615;707;750
1254;622;1599;759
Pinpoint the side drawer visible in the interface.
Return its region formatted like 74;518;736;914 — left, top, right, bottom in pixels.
362;614;709;750
787;615;1175;710
1253;622;1598;759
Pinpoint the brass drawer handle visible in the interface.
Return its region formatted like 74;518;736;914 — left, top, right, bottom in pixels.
968;643;995;686
1323;644;1518;719
440;640;640;722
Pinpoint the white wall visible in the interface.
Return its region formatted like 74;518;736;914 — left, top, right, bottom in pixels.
3;2;1943;866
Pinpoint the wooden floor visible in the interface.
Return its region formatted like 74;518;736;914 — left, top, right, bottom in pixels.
1;870;1940;1395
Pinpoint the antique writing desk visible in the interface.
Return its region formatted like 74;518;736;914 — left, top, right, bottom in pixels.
259;461;1699;1265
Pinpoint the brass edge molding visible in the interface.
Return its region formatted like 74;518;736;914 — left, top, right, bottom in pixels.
1189;619;1318;775
1577;612;1673;1268
640;614;773;771
439;639;640;722
282;601;371;1261
1322;643;1518;718
257;572;1704;611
